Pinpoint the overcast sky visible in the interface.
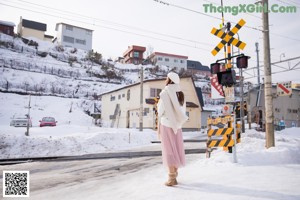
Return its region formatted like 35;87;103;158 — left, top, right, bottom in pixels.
1;0;300;83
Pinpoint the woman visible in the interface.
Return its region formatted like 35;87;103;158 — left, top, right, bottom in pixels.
157;72;188;186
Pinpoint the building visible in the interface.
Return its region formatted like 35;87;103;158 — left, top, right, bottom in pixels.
148;52;188;72
246;84;300;129
187;60;210;77
17;17;51;41
0;20;15;36
101;77;202;130
123;45;146;64
55;23;93;51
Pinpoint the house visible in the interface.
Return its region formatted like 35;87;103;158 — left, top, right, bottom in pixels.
123;45;146;64
0;20;15;36
101;76;202;131
55;23;93;51
246;84;300;129
148;52;188;72
187;60;210;77
17;17;52;41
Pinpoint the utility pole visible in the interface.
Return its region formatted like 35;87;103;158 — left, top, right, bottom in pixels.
255;42;261;85
262;0;275;148
25;95;31;136
235;33;245;133
139;65;144;131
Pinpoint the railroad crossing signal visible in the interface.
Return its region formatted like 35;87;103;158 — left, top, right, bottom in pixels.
211;19;247;56
235;101;248;118
277;81;292;96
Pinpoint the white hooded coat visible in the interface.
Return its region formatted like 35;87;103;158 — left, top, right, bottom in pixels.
157;84;188;134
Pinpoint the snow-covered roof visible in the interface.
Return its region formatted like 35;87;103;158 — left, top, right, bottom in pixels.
0;20;15;27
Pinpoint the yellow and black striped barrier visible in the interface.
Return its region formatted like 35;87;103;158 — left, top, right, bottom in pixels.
207;127;233;137
207;139;234;148
207;115;234;126
206;116;241;158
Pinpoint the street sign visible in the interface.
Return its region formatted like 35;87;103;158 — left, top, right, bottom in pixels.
277;81;292;96
224;86;235;103
222;104;233;115
211;19;247;56
211;75;224;98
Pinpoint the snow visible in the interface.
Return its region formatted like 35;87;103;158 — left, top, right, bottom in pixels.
0;20;15;27
0;32;299;199
1;93;300;199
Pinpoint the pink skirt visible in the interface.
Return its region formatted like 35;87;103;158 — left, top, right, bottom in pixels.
160;124;186;168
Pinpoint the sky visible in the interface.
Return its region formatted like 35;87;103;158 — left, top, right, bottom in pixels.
0;0;300;84
0;92;300;199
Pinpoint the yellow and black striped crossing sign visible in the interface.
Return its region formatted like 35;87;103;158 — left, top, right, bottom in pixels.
211;19;247;56
207;128;233;137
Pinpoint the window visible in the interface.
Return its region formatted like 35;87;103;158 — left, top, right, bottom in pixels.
165;58;169;62
150;88;162;98
122;94;125;98
127;89;130;101
110;95;115;101
63;36;74;43
158;57;163;61
118;94;121;99
174;59;178;63
66;25;73;31
133;52;139;58
293;109;298;113
180;60;185;63
75;39;86;45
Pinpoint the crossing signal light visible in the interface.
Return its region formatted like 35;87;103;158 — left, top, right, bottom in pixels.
217;69;236;87
235;101;248;119
236;55;250;69
210;63;221;74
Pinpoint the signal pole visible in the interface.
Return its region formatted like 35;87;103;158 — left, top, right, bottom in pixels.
255;42;261;85
25;95;31;136
262;0;275;148
139;65;144;131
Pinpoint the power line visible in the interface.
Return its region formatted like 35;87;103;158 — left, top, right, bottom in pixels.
0;2;211;52
154;0;300;42
2;0;212;47
203;0;261;19
276;0;300;9
286;0;300;6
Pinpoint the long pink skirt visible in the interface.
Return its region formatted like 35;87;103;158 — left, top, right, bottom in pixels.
160;124;186;168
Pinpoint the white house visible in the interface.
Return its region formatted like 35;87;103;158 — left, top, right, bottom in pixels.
101;77;202;131
55;23;93;51
148;52;188;72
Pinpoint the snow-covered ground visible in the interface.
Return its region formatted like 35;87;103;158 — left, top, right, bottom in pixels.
1;92;300;199
0;92;200;158
1;127;300;200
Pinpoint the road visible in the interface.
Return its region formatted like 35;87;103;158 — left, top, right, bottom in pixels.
0;140;207;198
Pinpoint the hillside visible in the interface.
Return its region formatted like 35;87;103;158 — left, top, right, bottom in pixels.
0;33;212;114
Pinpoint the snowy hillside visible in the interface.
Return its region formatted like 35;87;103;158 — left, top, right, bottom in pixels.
0;32;214;117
